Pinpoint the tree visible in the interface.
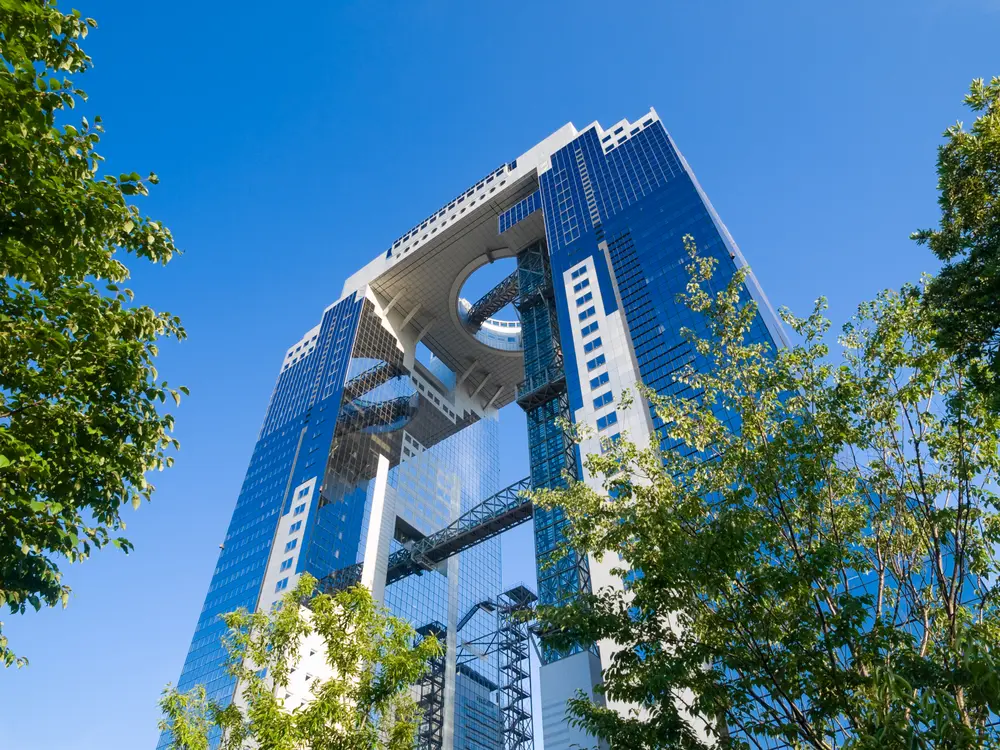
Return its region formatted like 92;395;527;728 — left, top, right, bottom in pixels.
160;574;442;750
533;238;1000;749
0;0;185;667
915;77;1000;412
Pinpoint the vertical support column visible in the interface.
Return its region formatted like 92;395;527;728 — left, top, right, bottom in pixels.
416;622;448;750
360;454;393;603
515;241;602;750
498;586;537;750
443;555;460;750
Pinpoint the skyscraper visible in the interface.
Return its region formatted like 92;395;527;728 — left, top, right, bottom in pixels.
162;110;783;750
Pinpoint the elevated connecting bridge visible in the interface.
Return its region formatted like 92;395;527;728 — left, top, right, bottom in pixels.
464;270;519;331
321;476;533;593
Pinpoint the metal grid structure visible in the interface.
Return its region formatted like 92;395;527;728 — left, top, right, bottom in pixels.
320;476;532;595
515;241;589;654
497;586;537;750
465;269;520;331
341;359;404;402
334;393;417;436
415;621;448;750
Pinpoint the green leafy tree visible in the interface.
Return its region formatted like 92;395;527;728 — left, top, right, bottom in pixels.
915;76;1000;411
533;238;1000;749
0;0;184;666
160;574;442;750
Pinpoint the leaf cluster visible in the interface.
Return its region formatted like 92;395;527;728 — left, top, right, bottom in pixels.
916;77;1000;412
160;575;442;750
533;237;1000;749
1;0;185;666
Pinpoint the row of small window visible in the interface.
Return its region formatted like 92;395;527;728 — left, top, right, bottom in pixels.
576;291;593;307
600;432;621;454
275;506;308;591
498;190;541;234
584;337;602;354
572;277;590;293
593;390;613;410
391;165;509;249
600;118;655;147
586;354;606;372
590;372;610;390
570;265;588;280
596;411;618;432
579;306;595;322
581;321;599;338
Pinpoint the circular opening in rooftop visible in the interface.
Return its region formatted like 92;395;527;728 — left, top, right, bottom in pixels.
456;257;522;352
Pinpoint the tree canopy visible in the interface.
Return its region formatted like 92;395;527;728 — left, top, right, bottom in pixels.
160;575;442;750
0;0;184;666
916;76;1000;412
534;238;1000;749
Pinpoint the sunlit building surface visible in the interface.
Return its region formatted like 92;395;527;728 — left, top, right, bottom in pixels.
161;111;783;749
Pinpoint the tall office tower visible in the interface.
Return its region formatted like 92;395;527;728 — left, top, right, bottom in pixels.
162;111;784;750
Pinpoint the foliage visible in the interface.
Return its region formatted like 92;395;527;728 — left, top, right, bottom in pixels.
0;0;184;667
915;76;1000;412
159;685;213;750
160;574;443;750
533;237;1000;749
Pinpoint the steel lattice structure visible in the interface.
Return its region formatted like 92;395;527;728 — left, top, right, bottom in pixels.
320;476;532;595
497;586;537;750
415;621;447;750
465;269;520;331
341;359;405;402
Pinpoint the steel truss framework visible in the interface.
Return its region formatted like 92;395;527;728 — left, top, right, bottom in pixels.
515;241;590;665
451;588;537;750
465;269;520;331
320;483;540;750
497;586;537;750
415;621;447;750
320;476;533;594
341;359;405;402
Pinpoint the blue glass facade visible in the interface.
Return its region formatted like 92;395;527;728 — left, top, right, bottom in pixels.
162;291;505;749
162;296;362;714
164;111;781;750
525;119;780;661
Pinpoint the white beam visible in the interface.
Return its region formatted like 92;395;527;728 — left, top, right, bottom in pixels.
484;386;504;410
457;359;480;387
382;291;403;316
414;320;434;344
400;304;422;330
469;372;492;398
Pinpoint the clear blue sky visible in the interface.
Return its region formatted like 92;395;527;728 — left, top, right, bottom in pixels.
1;1;997;747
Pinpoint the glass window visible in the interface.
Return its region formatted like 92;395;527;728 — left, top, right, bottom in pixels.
289;521;302;534
576;292;593;306
601;432;621;453
589;372;610;390
573;278;590;293
584;337;602;354
279;558;294;572
578;306;596;322
284;539;298;553
593;391;613;409
293;503;306;516
275;578;289;593
586;354;606;372
597;412;618;431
